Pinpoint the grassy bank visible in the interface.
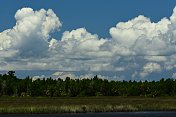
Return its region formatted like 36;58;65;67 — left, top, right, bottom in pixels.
0;97;176;113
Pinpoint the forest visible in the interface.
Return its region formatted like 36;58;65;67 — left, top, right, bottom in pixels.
0;71;176;97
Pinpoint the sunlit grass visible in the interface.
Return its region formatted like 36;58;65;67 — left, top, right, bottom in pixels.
0;97;176;113
0;105;138;113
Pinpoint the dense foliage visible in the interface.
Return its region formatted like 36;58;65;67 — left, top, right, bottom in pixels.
0;71;176;97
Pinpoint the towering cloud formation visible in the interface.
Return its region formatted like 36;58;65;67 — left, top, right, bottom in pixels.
1;7;176;80
109;15;173;56
0;8;61;57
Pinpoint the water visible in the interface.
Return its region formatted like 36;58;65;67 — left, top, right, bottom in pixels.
0;112;176;117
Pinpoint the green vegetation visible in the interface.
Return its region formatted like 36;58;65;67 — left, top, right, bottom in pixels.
0;71;176;97
0;71;176;113
0;97;176;113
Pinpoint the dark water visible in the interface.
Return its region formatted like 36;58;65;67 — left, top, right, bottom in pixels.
0;112;176;117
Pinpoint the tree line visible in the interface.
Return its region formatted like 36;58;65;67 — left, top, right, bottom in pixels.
0;71;176;97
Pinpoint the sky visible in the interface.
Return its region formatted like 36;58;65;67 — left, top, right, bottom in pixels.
1;0;176;80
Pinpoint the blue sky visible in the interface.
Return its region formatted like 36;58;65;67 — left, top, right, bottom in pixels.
1;0;176;80
1;0;176;38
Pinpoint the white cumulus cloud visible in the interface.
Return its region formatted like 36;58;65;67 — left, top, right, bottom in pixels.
140;63;162;78
2;7;176;80
0;8;62;58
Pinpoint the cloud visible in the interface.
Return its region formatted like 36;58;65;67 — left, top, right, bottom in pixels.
140;62;162;78
48;28;109;71
109;15;174;56
51;71;125;81
32;75;45;81
60;28;107;55
52;71;77;80
172;72;176;79
0;8;61;58
1;7;176;80
144;56;167;62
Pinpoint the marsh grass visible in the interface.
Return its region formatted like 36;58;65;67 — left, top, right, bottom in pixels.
0;105;139;114
0;97;176;113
